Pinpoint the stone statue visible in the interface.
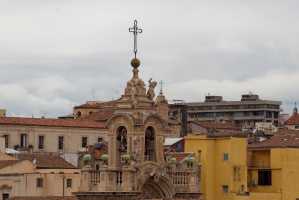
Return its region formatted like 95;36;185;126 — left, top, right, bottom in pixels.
147;78;157;101
150;164;165;182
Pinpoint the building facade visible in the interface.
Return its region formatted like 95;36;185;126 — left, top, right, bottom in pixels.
185;94;282;130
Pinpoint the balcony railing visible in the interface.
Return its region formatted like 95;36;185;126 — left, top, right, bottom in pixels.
247;159;270;168
172;172;189;187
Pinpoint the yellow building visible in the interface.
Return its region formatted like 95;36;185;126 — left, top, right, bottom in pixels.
0;109;6;117
185;135;248;200
247;134;299;200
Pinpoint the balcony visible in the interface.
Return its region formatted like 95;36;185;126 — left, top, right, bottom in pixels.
16;146;33;153
247;159;270;169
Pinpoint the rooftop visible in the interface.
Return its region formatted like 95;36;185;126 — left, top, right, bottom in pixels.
0;117;105;129
7;197;78;200
19;153;78;169
247;135;299;149
285;113;299;125
164;138;183;146
0;160;23;169
192;121;241;130
79;108;115;122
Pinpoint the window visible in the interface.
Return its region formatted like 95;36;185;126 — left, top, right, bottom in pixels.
96;164;99;170
3;194;9;200
37;178;43;187
4;135;8;148
241;185;244;194
67;179;72;188
98;138;103;143
58;137;64;150
222;186;228;194
223;153;229;161
38;136;44;149
82;137;87;148
258;170;271;185
21;134;27;147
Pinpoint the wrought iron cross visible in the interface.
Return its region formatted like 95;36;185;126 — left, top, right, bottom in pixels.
129;20;142;58
159;80;164;91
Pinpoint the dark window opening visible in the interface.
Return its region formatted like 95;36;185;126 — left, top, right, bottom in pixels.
82;137;87;148
222;185;228;194
258;170;271;185
67;179;72;188
4;135;8;148
21;134;27;147
37;178;43;187
39;136;44;149
58;136;64;150
98;138;103;143
3;194;9;200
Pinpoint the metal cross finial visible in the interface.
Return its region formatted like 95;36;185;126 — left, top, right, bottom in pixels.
129;20;142;58
159;80;164;91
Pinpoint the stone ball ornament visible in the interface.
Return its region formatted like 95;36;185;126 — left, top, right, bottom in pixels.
123;154;130;161
171;158;177;164
101;154;109;166
83;154;91;167
83;154;91;162
123;154;131;167
131;58;140;68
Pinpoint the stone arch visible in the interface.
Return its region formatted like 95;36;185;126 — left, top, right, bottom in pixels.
144;126;156;162
137;162;175;199
106;113;134;128
1;184;11;200
76;111;81;118
106;114;133;168
141;114;166;127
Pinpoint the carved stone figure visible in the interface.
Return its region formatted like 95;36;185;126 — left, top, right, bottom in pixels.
150;164;165;182
147;78;157;101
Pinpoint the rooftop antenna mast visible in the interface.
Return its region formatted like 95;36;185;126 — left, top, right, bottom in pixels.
129;20;142;58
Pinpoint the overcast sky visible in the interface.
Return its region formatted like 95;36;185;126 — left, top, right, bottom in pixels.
0;1;299;118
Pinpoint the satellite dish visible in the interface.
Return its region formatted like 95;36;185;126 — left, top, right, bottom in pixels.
33;159;36;164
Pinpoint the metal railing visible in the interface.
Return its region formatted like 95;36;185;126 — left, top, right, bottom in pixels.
247;159;270;168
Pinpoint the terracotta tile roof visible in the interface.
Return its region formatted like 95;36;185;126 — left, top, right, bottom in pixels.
74;99;119;109
19;154;77;169
173;152;194;163
0;117;105;128
198;130;250;137
8;197;78;200
247;135;299;149
0;160;23;169
79;108;115;122
276;129;299;135
95;149;106;160
285;114;299;125
192;121;241;130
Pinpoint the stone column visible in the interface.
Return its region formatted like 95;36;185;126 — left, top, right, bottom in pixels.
121;167;131;191
78;167;92;192
97;166;108;192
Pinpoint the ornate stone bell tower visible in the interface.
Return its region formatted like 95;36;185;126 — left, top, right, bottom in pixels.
74;20;202;200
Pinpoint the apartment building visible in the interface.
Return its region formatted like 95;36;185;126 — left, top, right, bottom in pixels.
185;94;282;130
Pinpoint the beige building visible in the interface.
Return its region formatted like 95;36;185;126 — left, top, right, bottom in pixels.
0;153;81;199
185;94;282;129
0;118;107;155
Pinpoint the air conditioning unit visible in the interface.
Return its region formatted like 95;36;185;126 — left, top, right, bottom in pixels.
252;180;258;185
